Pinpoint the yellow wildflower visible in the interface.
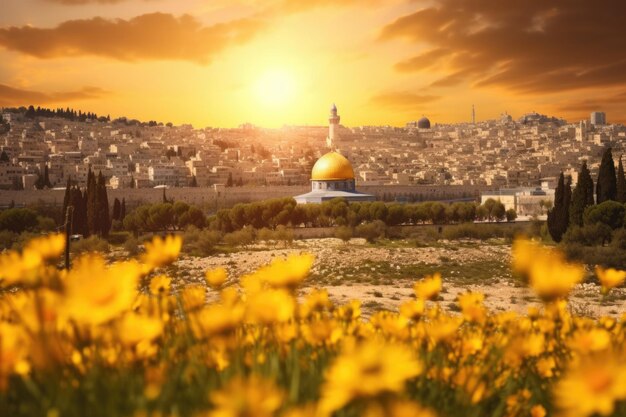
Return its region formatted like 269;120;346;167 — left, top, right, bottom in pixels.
205;267;228;290
363;399;437;417
27;233;65;260
149;275;171;296
181;285;206;312
246;289;295;324
458;292;487;324
595;266;626;295
414;273;442;301
399;299;425;320
554;355;626;417
569;328;611;354
190;304;244;339
208;375;283;417
118;312;163;346
62;255;141;326
513;237;584;302
246;253;314;291
141;235;182;271
530;405;547;417
319;340;422;414
299;288;332;318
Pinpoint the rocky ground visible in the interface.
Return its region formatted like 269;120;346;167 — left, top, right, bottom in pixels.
166;238;626;319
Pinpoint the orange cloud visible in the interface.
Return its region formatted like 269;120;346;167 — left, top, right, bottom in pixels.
381;0;626;94
0;13;266;63
0;84;107;106
42;0;133;3
370;91;440;111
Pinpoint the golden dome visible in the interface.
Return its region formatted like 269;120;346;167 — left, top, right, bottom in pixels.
311;151;355;181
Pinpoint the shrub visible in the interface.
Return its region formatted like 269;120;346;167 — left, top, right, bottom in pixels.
334;226;353;242
583;200;625;229
108;231;131;245
0;208;38;233
0;230;17;250
182;227;222;256
124;236;140;256
355;220;386;243
505;209;517;222
223;227;255;247
70;236;110;254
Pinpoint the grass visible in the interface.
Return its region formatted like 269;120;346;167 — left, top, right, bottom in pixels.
309;258;510;287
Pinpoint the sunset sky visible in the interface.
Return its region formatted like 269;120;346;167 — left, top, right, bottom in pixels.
1;0;625;127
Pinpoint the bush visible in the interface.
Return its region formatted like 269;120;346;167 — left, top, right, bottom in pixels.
0;230;18;250
108;231;131;245
334;226;353;242
274;225;294;245
0;208;38;233
355;220;386;243
505;209;517;222
124;236;140;256
36;216;56;232
223;227;255;247
70;236;110;254
563;224;613;246
583;200;625;229
182;227;222;256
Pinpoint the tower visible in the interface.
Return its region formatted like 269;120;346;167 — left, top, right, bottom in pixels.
326;103;340;149
472;104;475;124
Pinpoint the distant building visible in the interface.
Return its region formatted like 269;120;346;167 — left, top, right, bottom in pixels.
294;151;375;204
326;104;340;149
591;111;606;126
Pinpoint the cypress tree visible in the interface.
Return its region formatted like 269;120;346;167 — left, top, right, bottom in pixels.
547;172;569;242
97;171;110;237
43;165;52;188
617;156;626;204
597;147;617;203
120;198;126;221
112;198;121;221
62;177;72;219
570;161;595;226
86;169;97;236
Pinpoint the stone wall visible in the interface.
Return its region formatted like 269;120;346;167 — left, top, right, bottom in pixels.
0;184;491;210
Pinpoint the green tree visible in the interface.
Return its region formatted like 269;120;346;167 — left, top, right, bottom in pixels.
505;208;517;222
0;208;38;233
96;172;110;237
86;169;97;236
112;198;121;221
120;198;126;220
570;161;595;227
547;173;571;242
597;147;617;203
583;200;625;230
617;156;626;203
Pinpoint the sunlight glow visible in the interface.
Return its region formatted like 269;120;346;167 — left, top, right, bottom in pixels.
254;69;297;108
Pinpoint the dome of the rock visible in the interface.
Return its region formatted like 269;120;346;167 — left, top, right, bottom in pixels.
311;151;355;181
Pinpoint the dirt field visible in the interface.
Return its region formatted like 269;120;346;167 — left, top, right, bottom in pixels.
168;238;626;318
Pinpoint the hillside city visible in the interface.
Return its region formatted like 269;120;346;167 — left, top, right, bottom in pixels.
0;105;622;216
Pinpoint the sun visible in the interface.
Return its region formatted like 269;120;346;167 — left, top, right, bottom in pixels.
254;69;297;107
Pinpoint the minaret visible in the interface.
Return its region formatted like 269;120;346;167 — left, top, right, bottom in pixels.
472;104;475;124
327;103;340;149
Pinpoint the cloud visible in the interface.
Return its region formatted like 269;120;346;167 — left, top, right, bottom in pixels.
0;12;266;63
0;84;107;106
42;0;133;4
380;0;626;94
370;91;440;111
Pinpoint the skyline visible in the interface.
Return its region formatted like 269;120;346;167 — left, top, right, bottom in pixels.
1;0;625;127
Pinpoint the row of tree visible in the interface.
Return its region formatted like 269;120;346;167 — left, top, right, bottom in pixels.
122;201;207;235
548;147;626;242
206;197;514;234
22;105;108;122
62;170;116;237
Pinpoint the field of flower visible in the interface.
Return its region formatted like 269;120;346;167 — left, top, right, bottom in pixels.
1;234;626;417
